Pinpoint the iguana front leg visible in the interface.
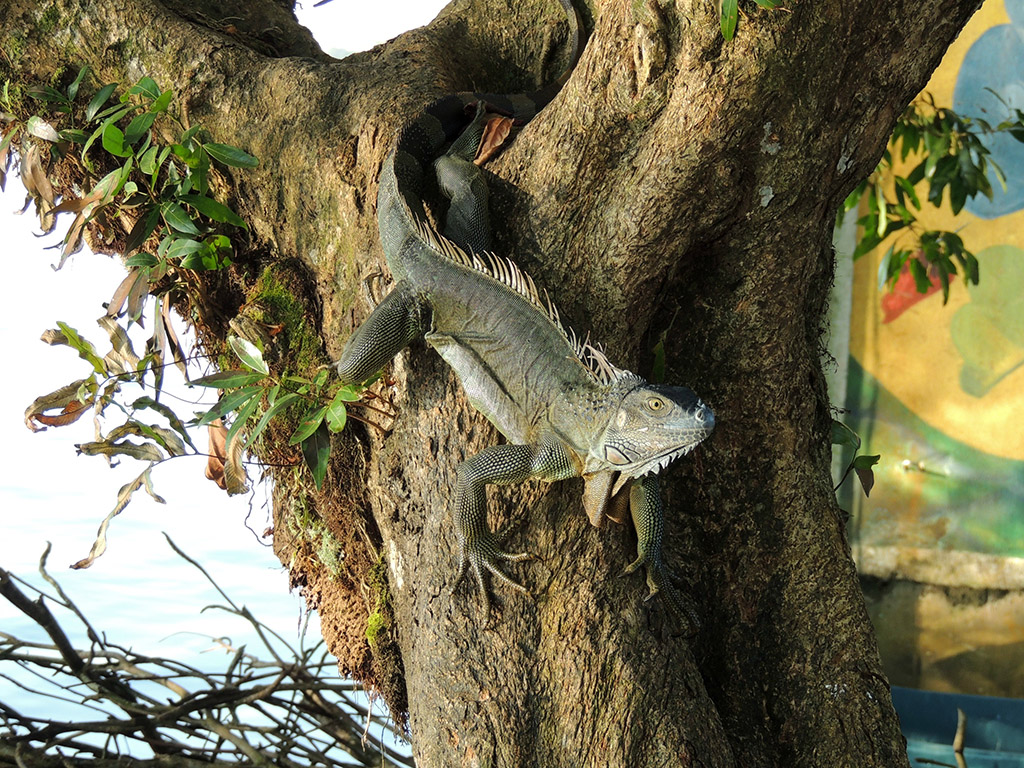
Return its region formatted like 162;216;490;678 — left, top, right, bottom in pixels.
452;439;577;626
622;474;701;635
335;280;431;383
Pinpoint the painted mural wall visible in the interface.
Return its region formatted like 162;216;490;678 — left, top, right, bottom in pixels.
845;0;1024;571
841;0;1024;696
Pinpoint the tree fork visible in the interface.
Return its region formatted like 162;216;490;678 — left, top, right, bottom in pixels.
2;0;982;765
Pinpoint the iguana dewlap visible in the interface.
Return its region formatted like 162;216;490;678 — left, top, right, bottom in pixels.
336;1;714;629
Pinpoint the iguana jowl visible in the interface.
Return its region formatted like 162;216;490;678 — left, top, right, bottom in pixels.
337;0;714;629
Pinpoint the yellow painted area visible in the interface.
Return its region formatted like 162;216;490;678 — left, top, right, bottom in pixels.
850;0;1024;461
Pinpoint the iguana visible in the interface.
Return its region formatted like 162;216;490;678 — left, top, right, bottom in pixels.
336;0;714;629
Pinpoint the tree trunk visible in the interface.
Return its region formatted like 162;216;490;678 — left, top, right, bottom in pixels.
2;0;983;764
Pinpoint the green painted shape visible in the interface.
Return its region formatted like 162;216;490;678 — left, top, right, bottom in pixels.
843;357;1024;557
951;244;1024;397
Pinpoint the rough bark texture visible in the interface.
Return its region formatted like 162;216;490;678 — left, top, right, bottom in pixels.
2;0;983;765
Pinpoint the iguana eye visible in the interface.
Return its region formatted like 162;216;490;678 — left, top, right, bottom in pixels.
646;396;665;412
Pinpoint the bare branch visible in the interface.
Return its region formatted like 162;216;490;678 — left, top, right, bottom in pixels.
0;544;408;767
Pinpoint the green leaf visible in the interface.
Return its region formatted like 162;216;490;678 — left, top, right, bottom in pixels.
908;258;931;294
139;145;159;175
876;245;895;292
203;142;259;168
719;0;738;40
853;456;880;498
86;83;117;122
289;406;328;445
172;141;199;165
160;200;201;235
830;419;861;450
178;194;247;228
131;396;198;452
180;248;215;270
164;237;205;262
124;205;161;256
225;391;263;450
852;454;880;470
301;422;332;489
27;84;70;105
335;385;364;402
190;370;267;388
129;77;160;101
965;253;980;284
874;185;888;237
61;128;90;144
192;146;211;194
0;126;17;158
196;385;266;426
842;181;867;213
852;230;882;260
180;125;202;145
134;423;187;457
126;253;158;267
102;122;132;158
228;335;269;375
151;146;171;188
243;392;300;451
124;111;156;145
56;322;108;376
894;176;920;210
66;67;90;101
150;89;173;113
325;392;348;433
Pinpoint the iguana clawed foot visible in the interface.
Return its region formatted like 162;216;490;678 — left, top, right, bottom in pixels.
622;552;701;636
450;534;533;627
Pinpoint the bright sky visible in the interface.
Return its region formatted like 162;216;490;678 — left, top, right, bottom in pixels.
0;0;447;733
294;0;445;56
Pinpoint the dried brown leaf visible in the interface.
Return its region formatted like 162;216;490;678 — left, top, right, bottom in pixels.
40;328;68;345
56;213;86;269
21;143;54;205
98;315;140;375
474;115;514;165
0;140;9;192
24;379;89;431
51;194;89;215
106;270;137;318
71;467;162;569
161;297;189;379
224;433;250;496
205;419;228;490
32;399;89;428
127;267;149;324
22;143;55;232
76;438;165;462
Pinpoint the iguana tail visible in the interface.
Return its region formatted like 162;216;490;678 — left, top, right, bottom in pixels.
377;0;584;282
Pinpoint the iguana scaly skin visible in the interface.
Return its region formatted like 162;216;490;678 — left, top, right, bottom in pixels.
337;1;714;629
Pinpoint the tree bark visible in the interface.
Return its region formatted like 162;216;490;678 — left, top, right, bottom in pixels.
2;0;983;765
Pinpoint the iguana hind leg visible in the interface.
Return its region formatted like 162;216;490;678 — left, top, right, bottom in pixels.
435;103;492;253
335;280;431;383
451;439;577;626
623;474;701;635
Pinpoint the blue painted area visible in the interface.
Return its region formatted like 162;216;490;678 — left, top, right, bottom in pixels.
953;0;1024;219
895;686;1024;766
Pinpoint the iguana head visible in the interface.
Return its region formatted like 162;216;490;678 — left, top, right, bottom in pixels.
594;380;715;479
